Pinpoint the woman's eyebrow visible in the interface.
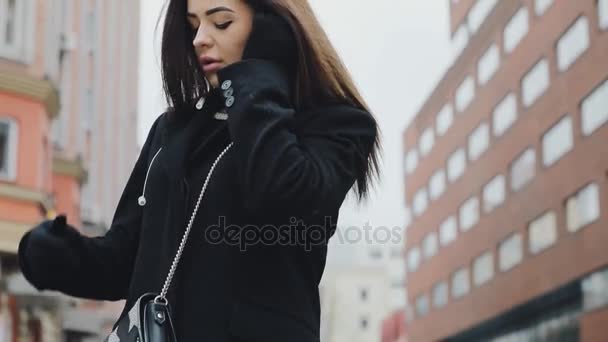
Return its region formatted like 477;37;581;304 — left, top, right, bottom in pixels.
187;6;234;19
205;6;235;15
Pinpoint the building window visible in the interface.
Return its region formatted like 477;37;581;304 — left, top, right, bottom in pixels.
0;0;26;60
467;0;499;33
473;251;494;286
542;116;573;167
440;216;458;246
468;122;490;161
447;148;467;182
529;211;557;254
535;0;553;16
582;268;608;312
415;295;429;318
599;0;608;30
456;76;475;113
0;118;18;182
499;233;523;271
510;148;536;192
419;127;435;157
504;7;529;53
432;281;448;308
567;183;600;232
436;104;454;136
581;79;608;136
522;58;550;108
405;150;419;175
429;169;446;201
483;174;506;213
459;196;480;232
360;288;368;301
477;43;500;85
360;316;369;330
452;24;470;60
413;187;429;217
493;93;518;137
557;16;590;72
423;232;438;260
407;247;421;273
451;267;470;298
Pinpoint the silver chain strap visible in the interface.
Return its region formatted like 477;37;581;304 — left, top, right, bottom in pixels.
154;142;234;304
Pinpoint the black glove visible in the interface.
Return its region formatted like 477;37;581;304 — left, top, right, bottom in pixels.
19;215;81;290
241;5;297;75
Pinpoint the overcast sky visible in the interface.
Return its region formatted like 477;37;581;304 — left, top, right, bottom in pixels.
137;0;452;241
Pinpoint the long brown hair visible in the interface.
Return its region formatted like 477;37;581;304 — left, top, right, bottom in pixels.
160;0;380;200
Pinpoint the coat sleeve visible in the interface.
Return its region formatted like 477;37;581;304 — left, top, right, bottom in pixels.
18;114;163;300
216;60;377;218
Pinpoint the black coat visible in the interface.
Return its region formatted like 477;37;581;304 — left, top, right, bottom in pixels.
18;60;377;342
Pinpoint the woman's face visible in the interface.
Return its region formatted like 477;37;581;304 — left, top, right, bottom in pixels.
187;0;253;88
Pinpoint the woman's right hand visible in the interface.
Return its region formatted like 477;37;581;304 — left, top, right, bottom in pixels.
19;215;82;290
241;5;297;75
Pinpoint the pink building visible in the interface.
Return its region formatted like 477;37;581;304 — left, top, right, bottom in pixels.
0;0;140;340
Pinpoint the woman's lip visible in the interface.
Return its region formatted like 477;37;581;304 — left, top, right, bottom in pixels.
202;62;222;73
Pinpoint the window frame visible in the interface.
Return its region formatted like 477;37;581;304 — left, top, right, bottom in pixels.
522;58;550;108
436;104;454;137
473;251;495;286
528;211;558;254
447;148;467;182
492;92;518;137
455;76;476;113
477;43;500;85
0;117;19;182
542;115;574;167
566;183;601;232
468;121;490;161
429;169;446;201
499;233;523;271
422;232;438;260
432;281;449;308
510;148;536;192
459;196;480;232
598;0;608;30
503;6;530;54
0;0;27;60
451;267;471;298
439;216;458;246
419;127;435;157
483;174;506;213
581;78;608;136
534;0;554;16
556;16;590;72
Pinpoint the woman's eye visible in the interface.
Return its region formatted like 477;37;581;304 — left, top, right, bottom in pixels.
215;21;232;30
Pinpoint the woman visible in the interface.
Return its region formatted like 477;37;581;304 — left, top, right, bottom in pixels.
18;0;380;341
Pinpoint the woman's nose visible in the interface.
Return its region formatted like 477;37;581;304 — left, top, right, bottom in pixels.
192;26;213;48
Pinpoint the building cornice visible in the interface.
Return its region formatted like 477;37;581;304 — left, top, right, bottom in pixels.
0;69;60;119
52;156;88;185
0;182;46;204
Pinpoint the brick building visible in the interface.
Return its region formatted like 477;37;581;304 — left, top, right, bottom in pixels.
402;0;608;340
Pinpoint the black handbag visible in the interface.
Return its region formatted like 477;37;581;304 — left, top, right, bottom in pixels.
104;142;234;342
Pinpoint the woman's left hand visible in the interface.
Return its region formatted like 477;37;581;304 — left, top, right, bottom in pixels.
241;6;297;74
